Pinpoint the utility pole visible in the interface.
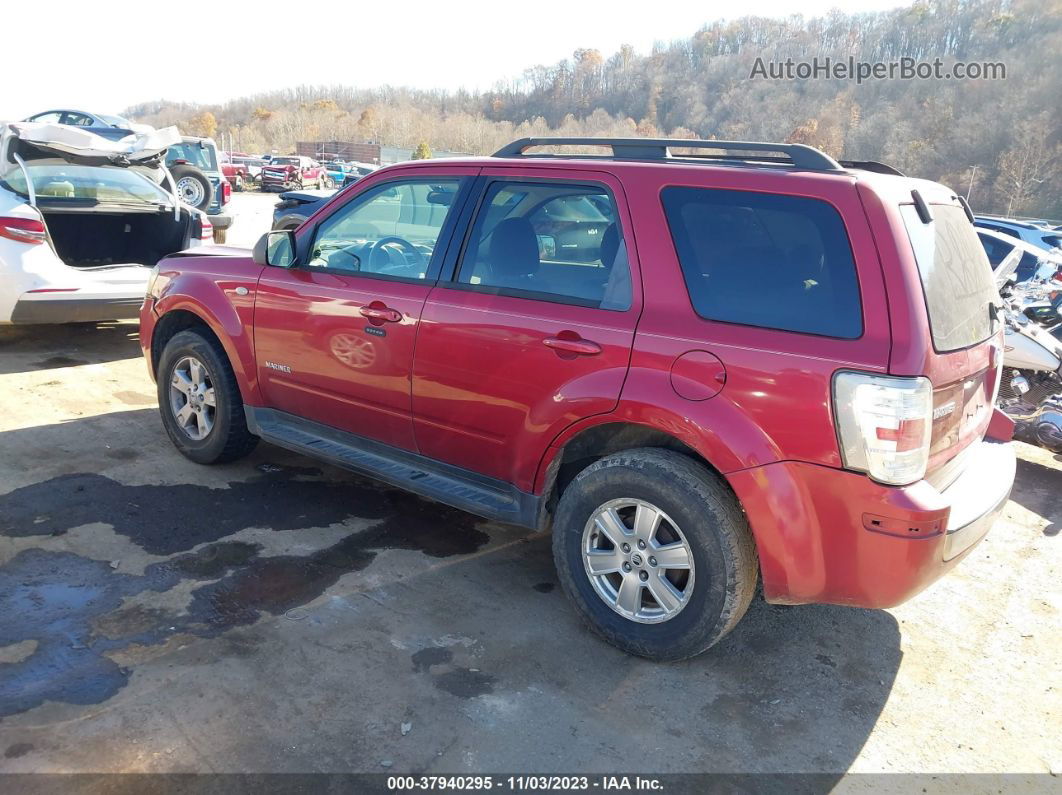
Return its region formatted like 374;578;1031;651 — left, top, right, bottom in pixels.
966;165;979;204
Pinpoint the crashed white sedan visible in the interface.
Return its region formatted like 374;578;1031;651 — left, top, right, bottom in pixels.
0;122;211;324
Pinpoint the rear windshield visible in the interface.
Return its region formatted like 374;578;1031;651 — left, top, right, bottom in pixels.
662;186;863;338
0;164;172;205
901;204;997;352
166;142;218;172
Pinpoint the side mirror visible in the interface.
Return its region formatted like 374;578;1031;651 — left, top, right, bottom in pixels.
253;230;296;268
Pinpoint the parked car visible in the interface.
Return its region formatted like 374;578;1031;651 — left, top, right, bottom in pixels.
23;109;135;133
218;153;250;192
272;187;339;230
260;156;327;192
163;137;232;241
322;161;377;188
0;121;211;324
974;215;1062;253
232;156;268;184
141;136;1015;661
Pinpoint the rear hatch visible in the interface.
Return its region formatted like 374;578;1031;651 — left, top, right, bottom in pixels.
899;200;1001;483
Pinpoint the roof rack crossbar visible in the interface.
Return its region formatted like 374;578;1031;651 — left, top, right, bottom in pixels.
492;137;843;172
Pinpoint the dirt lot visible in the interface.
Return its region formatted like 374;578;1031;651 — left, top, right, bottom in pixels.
0;213;1059;775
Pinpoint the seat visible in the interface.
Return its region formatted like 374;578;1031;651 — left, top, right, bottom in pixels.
486;217;540;290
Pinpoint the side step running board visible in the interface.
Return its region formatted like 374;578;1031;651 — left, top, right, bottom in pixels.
245;407;540;529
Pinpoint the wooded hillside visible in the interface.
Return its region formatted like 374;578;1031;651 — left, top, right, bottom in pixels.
127;0;1061;217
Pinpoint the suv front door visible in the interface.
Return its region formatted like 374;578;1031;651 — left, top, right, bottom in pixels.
411;169;641;492
254;169;476;451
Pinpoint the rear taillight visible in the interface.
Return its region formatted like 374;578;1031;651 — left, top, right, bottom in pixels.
833;372;933;486
199;217;213;240
222;180;232;203
0;217;47;245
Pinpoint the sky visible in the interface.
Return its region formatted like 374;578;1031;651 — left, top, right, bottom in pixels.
5;0;912;119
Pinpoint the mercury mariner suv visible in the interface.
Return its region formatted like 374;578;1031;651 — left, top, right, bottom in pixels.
140;137;1016;660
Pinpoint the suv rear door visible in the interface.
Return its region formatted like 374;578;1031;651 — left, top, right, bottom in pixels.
411;168;641;491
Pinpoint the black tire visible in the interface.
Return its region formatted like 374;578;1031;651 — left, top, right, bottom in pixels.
169;164;213;211
552;448;758;661
156;329;257;464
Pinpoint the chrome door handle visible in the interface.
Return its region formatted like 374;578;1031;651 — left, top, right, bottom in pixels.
360;305;402;323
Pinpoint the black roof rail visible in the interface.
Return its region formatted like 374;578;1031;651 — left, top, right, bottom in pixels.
492;137;843;172
839;159;906;176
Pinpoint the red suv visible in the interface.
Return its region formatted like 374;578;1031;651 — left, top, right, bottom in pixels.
140;138;1016;660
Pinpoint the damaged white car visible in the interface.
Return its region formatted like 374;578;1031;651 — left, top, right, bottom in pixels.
0;122;212;324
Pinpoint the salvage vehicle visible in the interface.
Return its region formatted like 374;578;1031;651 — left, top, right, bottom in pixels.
260;156;327;192
975;215;1062;253
0;122;211;324
978;227;1062;283
141;137;1016;660
994;259;1062;451
232;156;268;184
220;157;250;192
163;137;232;241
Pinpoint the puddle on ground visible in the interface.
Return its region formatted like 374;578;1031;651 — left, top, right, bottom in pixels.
0;469;483;555
0;467;492;717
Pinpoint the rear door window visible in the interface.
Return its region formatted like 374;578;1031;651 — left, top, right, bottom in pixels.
455;181;632;310
661;187;862;338
901;204;997;352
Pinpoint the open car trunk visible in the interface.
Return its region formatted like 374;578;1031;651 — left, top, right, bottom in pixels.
40;205;194;268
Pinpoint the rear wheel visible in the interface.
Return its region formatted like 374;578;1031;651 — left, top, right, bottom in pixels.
157;330;257;464
552;448;757;661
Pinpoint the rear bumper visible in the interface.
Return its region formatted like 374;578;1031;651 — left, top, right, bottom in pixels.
728;438;1015;608
10;296;143;324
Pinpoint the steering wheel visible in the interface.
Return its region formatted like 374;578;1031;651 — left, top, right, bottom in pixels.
366;236;427;274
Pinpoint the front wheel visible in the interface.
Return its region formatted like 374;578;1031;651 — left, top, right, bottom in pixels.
552;448;758;661
156;329;258;464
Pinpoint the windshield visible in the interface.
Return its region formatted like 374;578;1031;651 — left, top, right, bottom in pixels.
901;204;998;352
166;141;218;172
272;157;299;166
0;163;172;205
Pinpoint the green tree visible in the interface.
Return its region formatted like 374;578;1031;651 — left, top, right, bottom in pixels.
411;140;432;160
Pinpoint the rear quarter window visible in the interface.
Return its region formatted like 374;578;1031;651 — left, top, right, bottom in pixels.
661;187;863;338
901;204;997;353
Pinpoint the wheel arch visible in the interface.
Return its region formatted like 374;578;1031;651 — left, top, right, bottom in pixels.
151;295;260;405
535;419;736;526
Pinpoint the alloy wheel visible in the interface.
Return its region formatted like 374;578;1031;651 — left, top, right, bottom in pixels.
582;498;695;623
168;356;216;440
